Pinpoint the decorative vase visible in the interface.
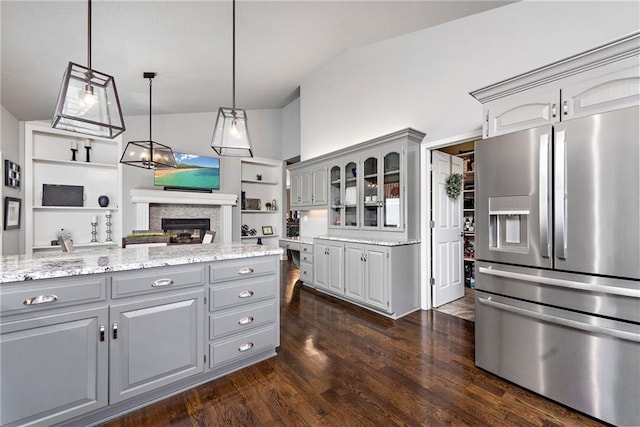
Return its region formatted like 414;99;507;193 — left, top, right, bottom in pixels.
98;195;110;207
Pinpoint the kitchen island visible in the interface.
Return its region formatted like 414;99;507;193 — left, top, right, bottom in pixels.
0;243;282;427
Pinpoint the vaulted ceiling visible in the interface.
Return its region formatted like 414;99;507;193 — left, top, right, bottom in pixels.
2;1;513;122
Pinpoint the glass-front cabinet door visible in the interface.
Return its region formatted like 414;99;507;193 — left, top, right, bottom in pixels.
382;150;402;230
329;165;342;228
344;161;359;228
362;155;380;228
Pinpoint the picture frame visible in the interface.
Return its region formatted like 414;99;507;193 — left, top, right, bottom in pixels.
202;230;216;244
4;159;21;189
4;197;21;230
262;225;274;235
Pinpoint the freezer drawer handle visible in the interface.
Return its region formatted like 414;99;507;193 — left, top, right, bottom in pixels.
479;266;640;298
478;296;640;343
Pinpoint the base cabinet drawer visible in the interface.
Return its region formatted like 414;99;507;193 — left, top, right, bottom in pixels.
209;276;276;311
209;324;277;369
299;262;313;283
209;300;276;340
112;266;204;298
210;257;276;283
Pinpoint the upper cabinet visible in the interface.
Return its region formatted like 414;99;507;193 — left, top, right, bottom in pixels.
289;162;326;209
473;32;640;138
23;122;123;254
291;128;424;240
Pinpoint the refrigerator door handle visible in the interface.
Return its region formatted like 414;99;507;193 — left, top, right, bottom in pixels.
554;130;567;259
479;266;640;298
539;132;551;258
477;296;640;343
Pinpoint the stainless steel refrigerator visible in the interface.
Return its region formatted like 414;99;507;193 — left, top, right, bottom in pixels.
474;105;640;426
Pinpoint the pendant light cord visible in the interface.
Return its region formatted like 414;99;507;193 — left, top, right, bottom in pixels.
232;0;236;109
149;76;153;151
87;0;92;70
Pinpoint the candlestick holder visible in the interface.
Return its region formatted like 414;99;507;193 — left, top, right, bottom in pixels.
71;148;78;161
85;146;92;162
91;220;98;243
105;212;113;242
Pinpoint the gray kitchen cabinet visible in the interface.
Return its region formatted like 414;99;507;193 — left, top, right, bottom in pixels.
343;243;388;311
207;256;280;371
314;238;344;294
0;306;108;427
474;34;639;137
109;290;204;404
317;239;419;319
289;163;327;209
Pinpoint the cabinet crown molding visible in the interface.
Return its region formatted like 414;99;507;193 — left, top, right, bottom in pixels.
470;31;640;104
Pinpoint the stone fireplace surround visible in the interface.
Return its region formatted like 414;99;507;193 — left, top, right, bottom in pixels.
130;189;237;243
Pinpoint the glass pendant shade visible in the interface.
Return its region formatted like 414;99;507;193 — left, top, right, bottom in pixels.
120;140;177;169
211;107;253;157
120;72;176;170
52;62;125;139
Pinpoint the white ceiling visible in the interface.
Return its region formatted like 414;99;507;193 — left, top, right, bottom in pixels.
2;1;513;122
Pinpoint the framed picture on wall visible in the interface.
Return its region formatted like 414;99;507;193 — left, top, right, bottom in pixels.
262;226;274;235
4;197;21;230
4;160;21;189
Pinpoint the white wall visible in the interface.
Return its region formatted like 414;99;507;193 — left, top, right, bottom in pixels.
300;1;640;158
121;109;283;239
1;105;22;255
282;97;301;162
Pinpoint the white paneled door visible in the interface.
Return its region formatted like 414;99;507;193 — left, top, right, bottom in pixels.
431;151;464;307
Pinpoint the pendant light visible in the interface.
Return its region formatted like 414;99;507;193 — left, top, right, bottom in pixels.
211;0;253;157
52;0;125;139
120;73;177;169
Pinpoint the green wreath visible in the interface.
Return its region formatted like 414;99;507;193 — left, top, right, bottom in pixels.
445;173;463;199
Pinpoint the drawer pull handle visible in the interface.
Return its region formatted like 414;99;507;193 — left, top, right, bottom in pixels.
151;278;174;288
23;294;58;305
238;290;254;298
99;324;105;342
112;322;118;340
238;342;254;352
238;316;254;325
238;267;254;275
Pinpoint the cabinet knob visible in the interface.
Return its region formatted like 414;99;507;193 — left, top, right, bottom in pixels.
238;290;255;298
562;100;569;115
551;103;557;118
23;294;58;305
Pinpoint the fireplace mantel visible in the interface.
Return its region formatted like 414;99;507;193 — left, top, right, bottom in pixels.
130;189;237;243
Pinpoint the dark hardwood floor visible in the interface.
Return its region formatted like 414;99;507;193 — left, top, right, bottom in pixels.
102;260;605;426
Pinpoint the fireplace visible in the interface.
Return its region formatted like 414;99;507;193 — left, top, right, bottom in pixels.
162;218;210;244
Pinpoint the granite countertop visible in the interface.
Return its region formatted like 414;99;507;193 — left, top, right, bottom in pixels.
0;243;283;284
312;236;421;247
278;236;315;245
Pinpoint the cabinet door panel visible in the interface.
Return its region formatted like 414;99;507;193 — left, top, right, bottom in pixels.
109;290;204;403
486;90;560;137
0;307;108;427
314;241;328;290
300;170;313;205
562;66;640;120
312;166;328;205
328;243;345;294
364;247;388;310
344;245;364;301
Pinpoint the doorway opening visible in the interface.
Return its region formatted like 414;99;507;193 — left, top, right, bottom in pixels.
428;137;478;321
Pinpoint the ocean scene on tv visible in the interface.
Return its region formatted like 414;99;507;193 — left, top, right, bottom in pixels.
154;152;220;190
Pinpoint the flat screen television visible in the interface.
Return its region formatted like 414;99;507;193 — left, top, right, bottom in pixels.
154;151;220;191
